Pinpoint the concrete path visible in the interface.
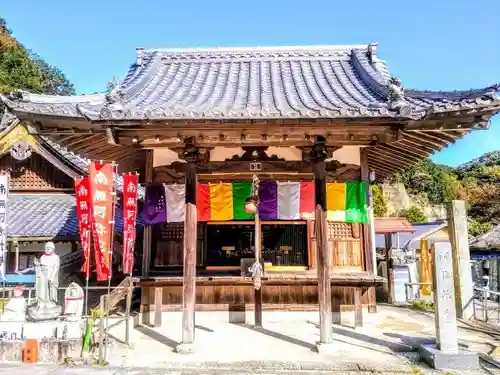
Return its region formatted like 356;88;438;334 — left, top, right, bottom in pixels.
0;363;498;375
93;304;500;374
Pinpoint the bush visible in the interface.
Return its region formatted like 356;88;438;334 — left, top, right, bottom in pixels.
398;206;427;223
372;185;387;217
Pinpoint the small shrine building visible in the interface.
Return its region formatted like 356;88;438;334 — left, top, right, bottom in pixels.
0;112;144;284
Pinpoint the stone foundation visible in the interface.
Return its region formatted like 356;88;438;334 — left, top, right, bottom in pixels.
0;318;84;363
140;308;375;327
0;339;81;363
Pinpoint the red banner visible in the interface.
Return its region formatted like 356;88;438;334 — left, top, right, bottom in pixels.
89;161;115;281
75;177;91;277
122;173;138;274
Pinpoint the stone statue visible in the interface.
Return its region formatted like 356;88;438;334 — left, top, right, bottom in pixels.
18;242;62;320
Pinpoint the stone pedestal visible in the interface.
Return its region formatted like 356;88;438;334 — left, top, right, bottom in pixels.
316;341;337;356
419;242;479;370
175;342;196;354
419;344;479;370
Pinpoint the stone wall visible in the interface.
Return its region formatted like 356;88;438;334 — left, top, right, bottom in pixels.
381;183;447;221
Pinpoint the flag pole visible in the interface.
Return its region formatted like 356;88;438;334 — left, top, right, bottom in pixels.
103;161;118;363
127;171;140;278
124;171;139;345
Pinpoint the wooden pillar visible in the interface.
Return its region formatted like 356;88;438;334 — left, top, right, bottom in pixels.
311;136;332;345
154;286;163;327
360;148;375;275
176;139;201;352
385;233;394;303
448;200;474;319
182;162;197;345
360;148;377;312
141;150;154;277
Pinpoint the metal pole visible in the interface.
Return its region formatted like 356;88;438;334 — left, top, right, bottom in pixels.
124;171;138;345
98;294;106;365
84;277;89;316
103;162;118;363
125;277;133;345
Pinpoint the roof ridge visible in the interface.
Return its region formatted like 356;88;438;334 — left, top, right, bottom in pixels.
139;44;377;55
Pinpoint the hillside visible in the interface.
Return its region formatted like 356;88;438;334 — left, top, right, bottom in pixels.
375;151;500;236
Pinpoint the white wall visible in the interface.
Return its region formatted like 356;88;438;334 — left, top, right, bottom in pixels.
152;146;361;167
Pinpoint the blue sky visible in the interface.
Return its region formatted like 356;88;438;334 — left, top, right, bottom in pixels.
2;0;499;166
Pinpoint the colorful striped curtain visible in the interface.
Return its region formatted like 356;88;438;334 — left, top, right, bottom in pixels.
142;180;368;224
199;181;314;221
326;181;368;223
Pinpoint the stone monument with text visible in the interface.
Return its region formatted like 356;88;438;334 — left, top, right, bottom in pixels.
419;241;479;370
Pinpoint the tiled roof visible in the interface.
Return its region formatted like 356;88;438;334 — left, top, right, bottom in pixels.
374;217;414;234
375;221;446;249
7;194;143;238
470;224;500;250
2;44;499;121
8;195;78;237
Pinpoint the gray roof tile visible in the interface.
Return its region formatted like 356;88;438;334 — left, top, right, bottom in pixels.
3;44;498;121
7;194;143;238
8;194;78;237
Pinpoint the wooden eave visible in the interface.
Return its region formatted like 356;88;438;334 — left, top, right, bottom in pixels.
9;235;78;243
10;105;499;180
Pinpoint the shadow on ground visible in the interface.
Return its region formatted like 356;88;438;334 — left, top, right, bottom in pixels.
235;323;317;352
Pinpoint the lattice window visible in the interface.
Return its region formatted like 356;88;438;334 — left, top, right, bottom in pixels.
154;222;204;267
328;223;363;270
328;223;352;239
161;222;183;240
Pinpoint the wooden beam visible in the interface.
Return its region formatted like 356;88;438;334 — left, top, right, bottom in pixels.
95;146;134;161
396;137;437;154
74;137;110;154
409;130;461;143
64;134;102;148
369;153;417;171
371;144;422;162
367;163;395;178
56;135;79;144
368;147;417;166
402;132;448;149
141;150;154;277
384;142;429;158
368;153;414;171
311;136;332;345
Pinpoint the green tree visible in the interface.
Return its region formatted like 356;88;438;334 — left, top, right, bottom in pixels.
393;147;500;234
0;17;74;98
394;159;458;205
398;206;427;223
468;219;493;237
372;185;387;217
